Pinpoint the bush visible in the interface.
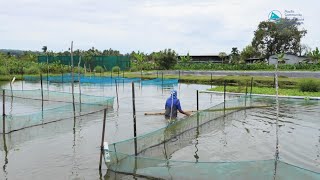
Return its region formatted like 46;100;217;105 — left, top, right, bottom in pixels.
24;66;40;74
130;66;138;72
299;79;320;92
94;66;105;73
112;66;120;72
0;67;8;75
155;49;178;70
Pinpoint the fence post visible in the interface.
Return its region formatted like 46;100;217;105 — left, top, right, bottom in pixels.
21;67;24;90
132;82;137;156
2;90;5;116
115;79;119;110
211;73;213;88
2;90;5;134
99;108;107;170
40;73;44;112
196;90;199;111
224;80;226;116
250;77;253;97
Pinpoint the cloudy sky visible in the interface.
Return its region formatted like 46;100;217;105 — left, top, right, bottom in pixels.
0;0;318;54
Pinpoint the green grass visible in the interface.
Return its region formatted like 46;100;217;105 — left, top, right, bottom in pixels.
208;86;320;97
123;71;320;89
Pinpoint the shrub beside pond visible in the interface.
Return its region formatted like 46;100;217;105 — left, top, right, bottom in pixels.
299;79;320;92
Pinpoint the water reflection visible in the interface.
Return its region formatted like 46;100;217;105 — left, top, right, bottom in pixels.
0;81;220;179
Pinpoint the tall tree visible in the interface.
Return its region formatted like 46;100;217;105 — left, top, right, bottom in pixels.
240;45;261;62
230;47;240;64
251;18;307;59
42;46;47;54
308;47;320;64
218;52;227;64
154;49;178;70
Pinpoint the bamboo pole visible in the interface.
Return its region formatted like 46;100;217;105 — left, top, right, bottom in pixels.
211;73;213;88
46;54;49;90
132;82;137;156
40;73;44;112
250;77;253;97
70;41;76;117
115;79;119;110
2;90;5;134
2;90;4;116
196;90;199;111
144;105;271;116
144;111;197;116
21;67;24;90
99;108;107;170
78;56;82;110
224;80;226;116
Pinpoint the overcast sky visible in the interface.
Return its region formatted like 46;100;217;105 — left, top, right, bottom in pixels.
0;0;318;54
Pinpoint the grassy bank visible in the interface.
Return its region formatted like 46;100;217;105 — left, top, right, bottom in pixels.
1;71;320;92
208;86;320;97
124;72;320;89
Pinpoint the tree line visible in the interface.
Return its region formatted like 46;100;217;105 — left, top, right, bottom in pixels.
1;18;320;73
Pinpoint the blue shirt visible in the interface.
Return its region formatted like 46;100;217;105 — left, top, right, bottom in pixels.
165;97;182;118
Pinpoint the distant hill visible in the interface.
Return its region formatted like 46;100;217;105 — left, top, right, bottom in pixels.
0;49;41;56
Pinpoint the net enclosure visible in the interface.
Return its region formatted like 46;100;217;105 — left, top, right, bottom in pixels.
141;78;178;86
0;89;114;133
24;74;141;84
105;96;320;179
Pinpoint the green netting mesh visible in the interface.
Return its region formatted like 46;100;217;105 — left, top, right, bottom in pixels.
106;96;320;179
0;89;114;133
38;55;131;70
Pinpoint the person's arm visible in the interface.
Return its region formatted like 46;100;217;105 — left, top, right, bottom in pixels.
176;100;191;116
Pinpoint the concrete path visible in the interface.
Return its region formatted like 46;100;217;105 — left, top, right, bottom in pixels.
157;70;320;78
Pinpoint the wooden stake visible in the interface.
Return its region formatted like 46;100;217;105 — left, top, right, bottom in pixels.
2;89;5;134
99;108;107;170
40;73;44;112
132;82;137;156
78;56;82;109
2;90;4;116
196;90;199;111
70;41;76;117
224;80;226;115
211;73;213;88
47;54;49;90
21;67;24;90
115;79;119;110
250;77;253;97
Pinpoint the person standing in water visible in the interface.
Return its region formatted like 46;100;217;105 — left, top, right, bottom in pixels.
165;90;191;119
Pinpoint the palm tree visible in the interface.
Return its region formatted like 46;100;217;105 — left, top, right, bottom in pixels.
218;52;227;64
42;46;47;53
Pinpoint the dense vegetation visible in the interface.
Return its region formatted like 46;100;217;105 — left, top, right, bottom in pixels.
1;18;320;75
174;62;320;71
